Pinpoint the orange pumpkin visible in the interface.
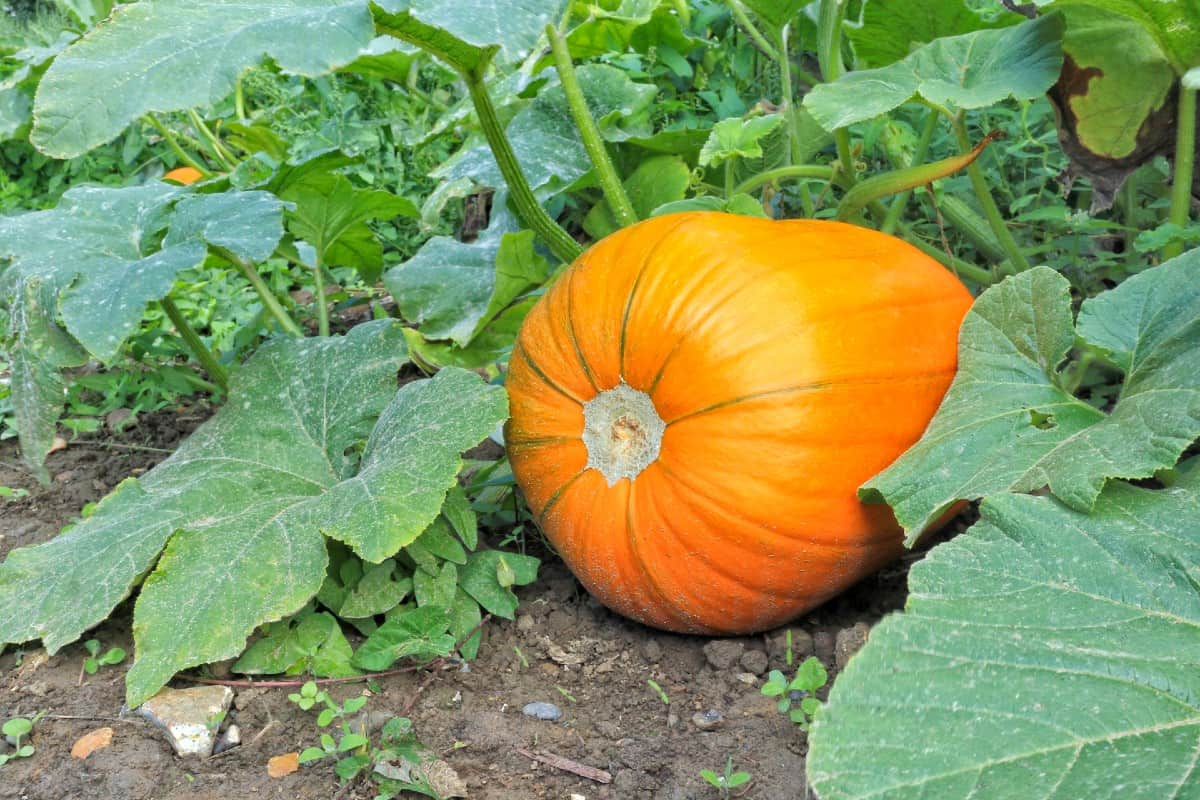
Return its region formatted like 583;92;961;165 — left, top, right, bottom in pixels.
504;212;972;635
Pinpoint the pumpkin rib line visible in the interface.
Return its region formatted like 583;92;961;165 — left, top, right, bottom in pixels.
505;435;576;449
665;367;957;425
513;339;586;407
624;480;705;632
618;215;699;380
565;268;602;393
654;458;899;551
535;468;588;527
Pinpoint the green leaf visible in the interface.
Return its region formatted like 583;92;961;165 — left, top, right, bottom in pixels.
3;276;87;479
448;588;484;660
564;0;700;60
386;225;548;347
457;550;539;619
863;254;1200;539
413;562;458;610
847;0;1021;68
338;560;413;618
30;0;376;158
234;608;358;677
163;190;290;264
698;115;784;167
0;87;31;140
371;0;567;72
280;173;418;284
316;367;507;563
805;13;1064;130
743;0;805;32
809;465;1200;799
583;154;692;239
0;321;412;705
1043;0;1195;192
441;486;477;551
353;605;457;670
299;746;326;764
400;297;535;370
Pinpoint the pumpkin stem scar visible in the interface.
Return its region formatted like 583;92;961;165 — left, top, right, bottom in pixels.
582;381;665;486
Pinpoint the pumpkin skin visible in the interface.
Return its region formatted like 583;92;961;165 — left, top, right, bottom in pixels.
504;212;972;635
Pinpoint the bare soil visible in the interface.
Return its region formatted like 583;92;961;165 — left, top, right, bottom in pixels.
0;408;966;800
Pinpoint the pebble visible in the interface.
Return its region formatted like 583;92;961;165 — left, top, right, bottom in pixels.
702;640;744;670
835;622;871;669
733;672;758;686
692;710;724;731
641;640;662;663
595;720;622;739
137;685;234;757
516;613;535;632
521;702;563;721
213;724;240;754
739;649;769;675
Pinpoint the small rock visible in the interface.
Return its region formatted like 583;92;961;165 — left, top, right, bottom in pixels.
813;630;835;663
105;408;133;431
595;720;622;739
137;685;235;757
521;702;562;721
516;613;535;632
739;649;769;675
213;724;241;754
734;672;758;686
641;640;662;663
53;470;76;483
702;640;744;670
692;710;724;731
835;622;871;669
349;710;395;738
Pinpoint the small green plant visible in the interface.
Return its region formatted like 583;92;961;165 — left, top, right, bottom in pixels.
647;678;670;705
82;638;127;675
761;656;828;729
0;712;44;766
290;681;373;782
700;756;751;798
0;486;28;501
289;681;446;796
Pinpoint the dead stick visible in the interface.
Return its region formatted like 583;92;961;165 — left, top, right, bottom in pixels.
515;747;612;784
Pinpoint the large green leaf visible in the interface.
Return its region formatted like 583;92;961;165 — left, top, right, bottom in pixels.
805;13;1064;130
30;0;375;158
809;463;1200;799
372;0;567;70
863;253;1200;541
847;0;1021;68
315;366;508;562
385;224;548;347
0;185;287;473
0;321;508;705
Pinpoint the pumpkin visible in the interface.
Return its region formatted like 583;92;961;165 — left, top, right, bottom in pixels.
162;166;204;185
504;212;972;635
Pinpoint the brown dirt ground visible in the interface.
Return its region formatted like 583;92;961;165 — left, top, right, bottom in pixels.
0;408;969;800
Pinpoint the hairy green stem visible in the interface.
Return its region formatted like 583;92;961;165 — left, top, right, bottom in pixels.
816;0;846;82
734;164;836;196
142;115;210;175
234;73;247;121
670;0;691;26
186;109;236;171
902;229;995;286
727;0;779;59
1165;82;1197;260
953;115;1030;273
548;25;637;228
465;76;584;262
312;250;330;337
881;109;939;234
159;296;229;391
213;246;305;337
